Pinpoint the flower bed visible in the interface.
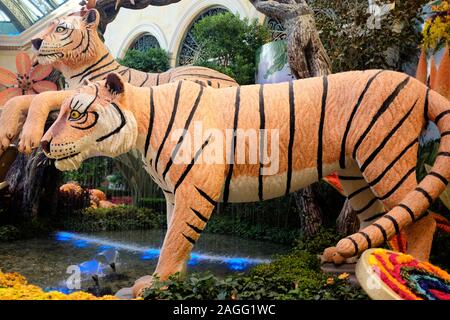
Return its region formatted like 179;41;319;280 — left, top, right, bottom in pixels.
0;271;117;300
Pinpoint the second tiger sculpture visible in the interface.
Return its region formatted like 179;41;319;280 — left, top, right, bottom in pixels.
40;70;449;297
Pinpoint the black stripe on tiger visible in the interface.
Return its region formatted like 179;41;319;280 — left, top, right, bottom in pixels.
340;70;384;169
81;30;91;54
338;175;364;181
367;138;418;188
140;73;150;87
360;99;417;172
346;236;359;255
378;167;416;201
71;52;109;79
182;234;196;245
144;88;155;157
194;186;217;207
424;88;430;122
435;110;450;126
415;187;433;206
358;231;372;249
223;87;241;204
437;152;450;158
398;204;415;222
352;76;410;159
79;59;115;82
317;76;328;181
173;136;211;193
441;131;450;138
61;29;74;41
384;214;400;235
186;222;203;234
73;31;85;51
347;185;370;199
89;66;121;81
154;81;183;172
355;197;378;214
156;73;160;86
96;103;126;142
286;81;296;196
70;112;98;130
175;73;235;83
191;208;208;223
373;223;388;244
258;84;265;201
162;86;204;180
363;212;385;222
429;171;448;185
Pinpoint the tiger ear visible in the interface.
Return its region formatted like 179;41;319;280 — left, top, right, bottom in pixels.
105;72;125;96
83;9;99;27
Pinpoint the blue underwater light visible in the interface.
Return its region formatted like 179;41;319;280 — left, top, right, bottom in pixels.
224;258;250;271
55;232;74;241
141;248;160;260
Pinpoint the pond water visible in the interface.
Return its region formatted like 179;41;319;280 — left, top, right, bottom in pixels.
0;230;288;295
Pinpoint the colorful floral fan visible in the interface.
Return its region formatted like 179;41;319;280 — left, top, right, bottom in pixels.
356;248;450;300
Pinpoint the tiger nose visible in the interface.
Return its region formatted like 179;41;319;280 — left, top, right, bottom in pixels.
31;38;43;50
40;139;51;154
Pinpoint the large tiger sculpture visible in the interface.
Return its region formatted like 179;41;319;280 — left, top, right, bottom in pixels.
39;70;449;297
0;8;237;153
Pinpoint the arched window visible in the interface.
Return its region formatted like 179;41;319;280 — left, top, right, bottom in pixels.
177;6;229;66
266;17;286;41
130;34;160;52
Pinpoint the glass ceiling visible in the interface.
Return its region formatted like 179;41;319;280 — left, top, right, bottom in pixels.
0;0;68;35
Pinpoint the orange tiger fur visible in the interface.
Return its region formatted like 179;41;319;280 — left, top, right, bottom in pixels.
40;70;449;296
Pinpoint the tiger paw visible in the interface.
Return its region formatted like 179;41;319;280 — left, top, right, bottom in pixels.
18;125;44;154
321;246;358;265
0;117;20;153
132;275;154;298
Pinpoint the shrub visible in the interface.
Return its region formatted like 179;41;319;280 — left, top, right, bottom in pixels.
118;48;170;73
61;206;166;232
191;12;270;84
143;229;367;300
0;225;20;241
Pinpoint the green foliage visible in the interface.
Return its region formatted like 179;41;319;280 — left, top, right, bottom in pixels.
143;229;367;300
118;48;170;73
431;231;450;271
62;157;112;188
61;206;166;232
191;12;270;84
310;0;425;72
0;225;20;241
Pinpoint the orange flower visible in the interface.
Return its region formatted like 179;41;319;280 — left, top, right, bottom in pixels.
326;278;335;285
0;52;57;105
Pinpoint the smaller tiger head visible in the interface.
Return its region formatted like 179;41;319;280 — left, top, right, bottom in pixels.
41;73;138;171
31;9;101;66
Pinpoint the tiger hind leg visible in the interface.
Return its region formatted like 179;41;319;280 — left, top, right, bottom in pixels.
338;139;436;260
321;161;385;264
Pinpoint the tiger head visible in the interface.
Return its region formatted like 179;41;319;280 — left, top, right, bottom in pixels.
41;73;138;171
31;9;102;67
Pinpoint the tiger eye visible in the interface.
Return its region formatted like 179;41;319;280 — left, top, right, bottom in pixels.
56;26;66;33
70;110;81;119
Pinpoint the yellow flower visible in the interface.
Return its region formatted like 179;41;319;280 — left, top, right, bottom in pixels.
338;273;350;280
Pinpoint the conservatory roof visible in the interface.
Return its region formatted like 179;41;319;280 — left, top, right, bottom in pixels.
0;0;68;35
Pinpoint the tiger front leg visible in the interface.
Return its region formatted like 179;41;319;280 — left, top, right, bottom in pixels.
132;182;220;297
19;90;75;154
0;95;35;153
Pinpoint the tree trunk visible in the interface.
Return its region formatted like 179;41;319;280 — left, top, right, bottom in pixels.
336;199;359;235
251;0;357;236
